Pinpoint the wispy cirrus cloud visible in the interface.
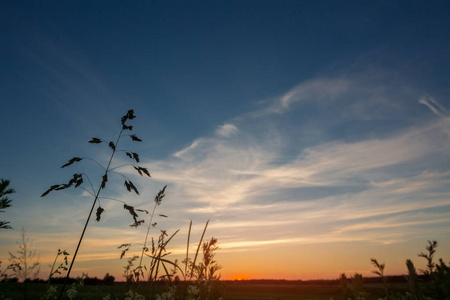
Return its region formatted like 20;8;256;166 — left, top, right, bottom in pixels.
266;78;353;113
419;96;448;117
125;70;450;256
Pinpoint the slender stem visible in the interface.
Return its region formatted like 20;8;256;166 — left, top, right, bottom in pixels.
149;229;179;282
108;170;131;180
185;220;192;276
58;129;123;300
79;187;95;197
82;157;106;171
81;173;96;195
190;220;209;280
137;201;158;282
47;251;60;286
109;164;134;172
98;196;126;204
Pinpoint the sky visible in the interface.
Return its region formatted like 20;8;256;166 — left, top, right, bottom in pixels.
1;1;450;281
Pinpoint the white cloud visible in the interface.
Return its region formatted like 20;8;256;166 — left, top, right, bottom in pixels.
216;123;239;137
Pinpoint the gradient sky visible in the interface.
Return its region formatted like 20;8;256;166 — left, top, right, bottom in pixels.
1;1;450;281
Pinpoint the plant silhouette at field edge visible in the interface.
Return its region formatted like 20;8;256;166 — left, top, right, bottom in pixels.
0;179;15;230
371;258;389;299
8;228;40;299
417;240;446;299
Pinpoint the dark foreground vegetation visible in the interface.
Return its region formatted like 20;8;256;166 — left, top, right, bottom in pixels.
0;276;446;300
3;236;448;299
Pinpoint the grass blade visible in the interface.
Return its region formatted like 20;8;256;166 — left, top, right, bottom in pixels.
190;219;209;279
185;220;192;276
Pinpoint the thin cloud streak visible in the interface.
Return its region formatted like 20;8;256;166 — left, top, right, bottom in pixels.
336;215;450;233
419;96;448;117
267;78;353;113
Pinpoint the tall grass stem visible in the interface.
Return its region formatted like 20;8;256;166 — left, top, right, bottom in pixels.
190;219;209;279
57;129;123;300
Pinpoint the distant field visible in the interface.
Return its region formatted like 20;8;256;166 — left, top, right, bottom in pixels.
222;281;410;300
223;282;340;300
0;280;410;300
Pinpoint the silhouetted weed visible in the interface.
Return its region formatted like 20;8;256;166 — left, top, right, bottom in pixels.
42;110;151;299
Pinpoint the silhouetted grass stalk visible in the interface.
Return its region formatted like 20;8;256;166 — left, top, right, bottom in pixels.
41;110;150;299
190;219;209;280
406;258;422;300
184;221;223;300
185;220;192;276
58;127;123;298
136;185;167;283
371;258;389;299
146;229;180;282
47;249;69;287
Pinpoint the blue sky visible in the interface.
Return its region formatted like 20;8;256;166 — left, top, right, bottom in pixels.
1;1;450;280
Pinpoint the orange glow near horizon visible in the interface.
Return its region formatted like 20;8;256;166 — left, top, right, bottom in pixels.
3;225;447;283
227;273;251;281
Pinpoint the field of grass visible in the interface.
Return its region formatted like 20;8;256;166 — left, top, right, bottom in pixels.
223;282;341;300
222;280;414;300
0;280;413;300
0;281;343;300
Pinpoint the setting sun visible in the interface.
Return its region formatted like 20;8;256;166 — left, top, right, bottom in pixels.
230;274;250;281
